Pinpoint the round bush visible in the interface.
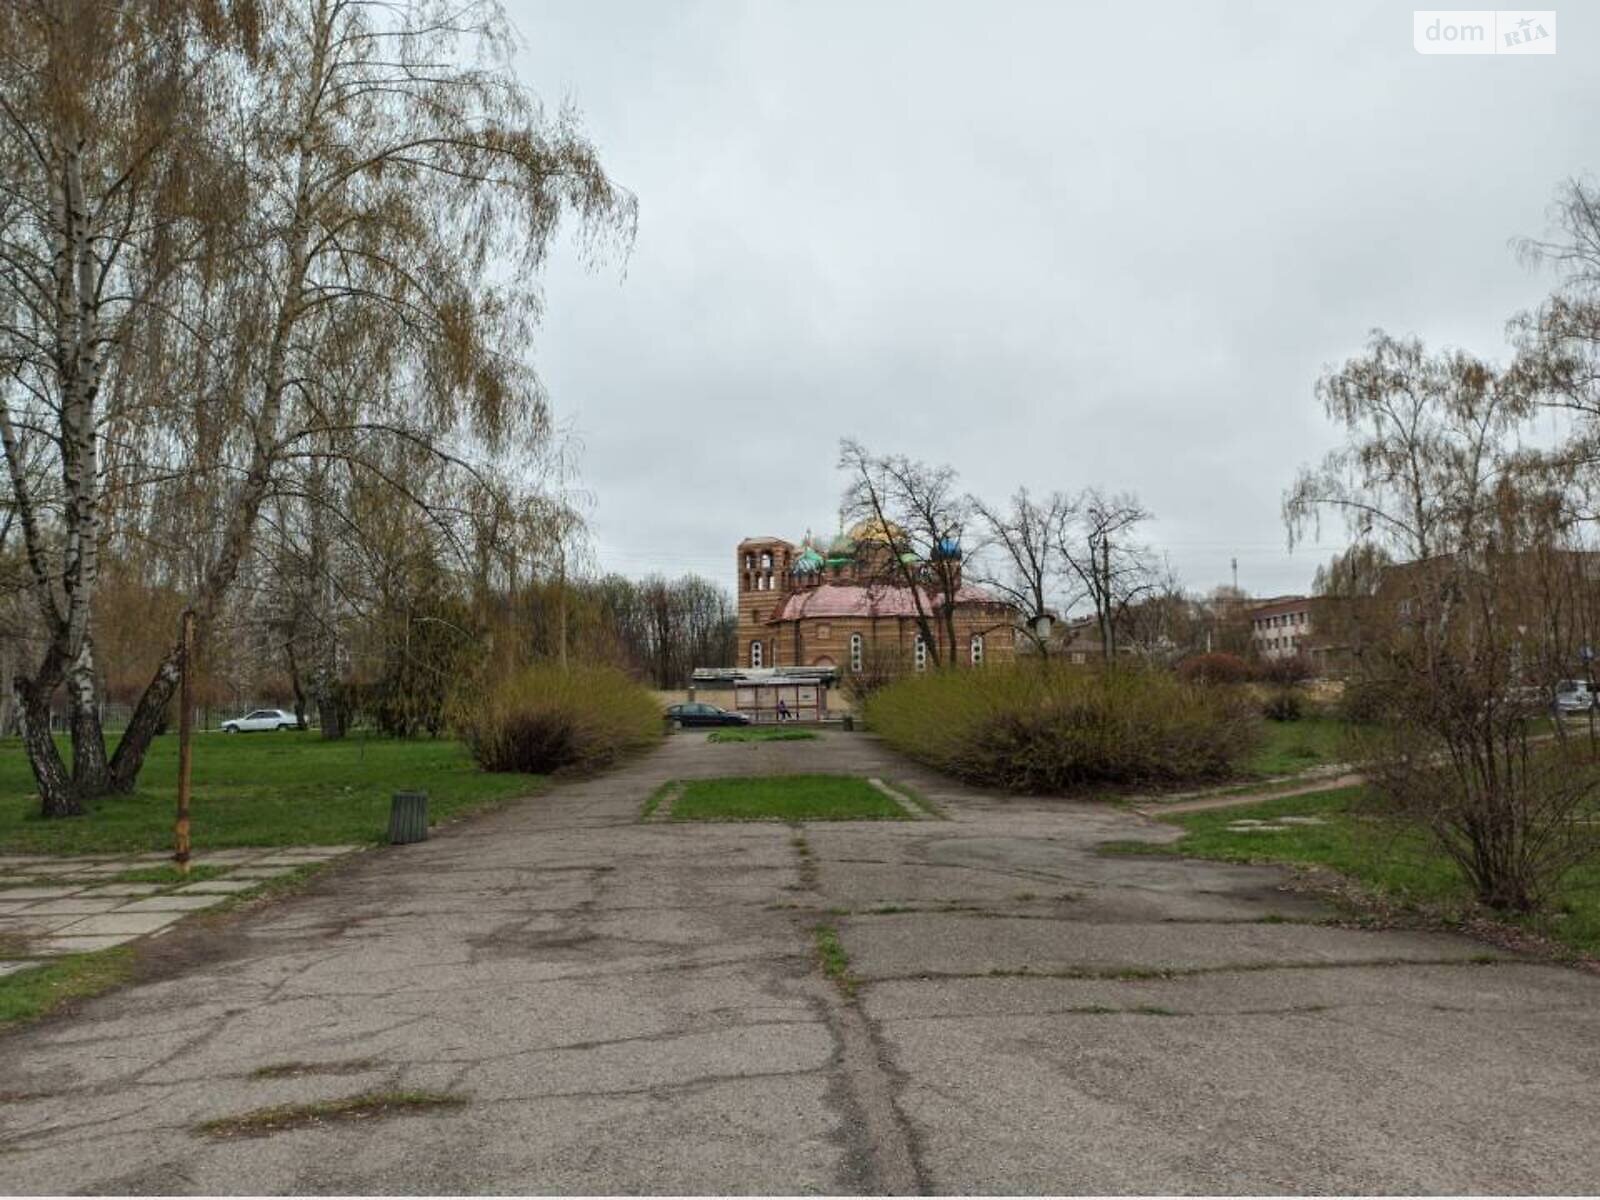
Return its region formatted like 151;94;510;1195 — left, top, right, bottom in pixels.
453;664;661;774
864;664;1262;793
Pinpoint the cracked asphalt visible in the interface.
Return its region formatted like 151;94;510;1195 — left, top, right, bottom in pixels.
2;731;1598;1194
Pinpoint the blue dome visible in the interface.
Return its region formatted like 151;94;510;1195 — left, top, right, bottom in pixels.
933;538;963;560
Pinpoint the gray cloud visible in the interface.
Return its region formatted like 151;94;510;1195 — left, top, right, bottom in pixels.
512;0;1597;596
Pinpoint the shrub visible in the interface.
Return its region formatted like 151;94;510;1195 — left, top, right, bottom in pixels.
1260;687;1303;722
1366;717;1600;913
1176;653;1251;686
864;664;1261;793
1255;654;1315;687
453;664;662;774
1338;674;1402;724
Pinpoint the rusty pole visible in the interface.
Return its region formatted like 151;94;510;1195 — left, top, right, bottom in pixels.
175;609;196;877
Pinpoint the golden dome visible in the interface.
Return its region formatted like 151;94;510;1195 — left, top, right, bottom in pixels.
846;517;906;545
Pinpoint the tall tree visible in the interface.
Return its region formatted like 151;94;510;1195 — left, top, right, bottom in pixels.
1058;488;1155;662
1284;331;1522;562
970;487;1072;657
838;439;970;666
0;0;248;812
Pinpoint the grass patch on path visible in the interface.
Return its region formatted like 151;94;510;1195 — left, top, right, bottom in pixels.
1133;784;1600;958
706;726;818;743
671;775;909;822
196;1090;465;1138
0;734;545;855
0;947;136;1030
112;864;229;886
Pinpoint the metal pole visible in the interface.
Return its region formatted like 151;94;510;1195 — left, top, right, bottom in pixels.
175;610;196;877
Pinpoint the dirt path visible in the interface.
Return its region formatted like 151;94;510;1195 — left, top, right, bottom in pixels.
1;732;1596;1193
1134;769;1367;815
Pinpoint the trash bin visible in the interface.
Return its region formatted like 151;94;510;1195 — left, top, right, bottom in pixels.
841;714;854;732
388;790;429;844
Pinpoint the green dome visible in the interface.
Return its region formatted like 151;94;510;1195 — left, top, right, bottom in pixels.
792;547;824;573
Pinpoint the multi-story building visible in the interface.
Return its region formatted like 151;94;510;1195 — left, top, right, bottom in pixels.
1249;595;1319;660
734;521;1016;673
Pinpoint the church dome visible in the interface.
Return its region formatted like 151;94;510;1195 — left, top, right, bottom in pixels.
826;532;855;557
847;517;905;545
932;537;962;560
792;547;824;573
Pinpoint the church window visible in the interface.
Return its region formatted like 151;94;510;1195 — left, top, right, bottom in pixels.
750;640;763;668
971;635;984;665
850;633;863;673
914;634;927;671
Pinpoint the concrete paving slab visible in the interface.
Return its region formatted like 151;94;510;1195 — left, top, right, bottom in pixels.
13;897;127;916
225;866;298;880
114;894;226;913
0;913;92;935
56;911;184;937
0;886;86;901
29;933;138;955
77;883;165;897
174;879;260;895
0;960;36;978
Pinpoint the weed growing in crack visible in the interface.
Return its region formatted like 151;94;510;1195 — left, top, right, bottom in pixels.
813;923;857;996
196;1090;465;1138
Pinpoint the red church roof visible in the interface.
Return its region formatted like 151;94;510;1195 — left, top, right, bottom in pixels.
768;583;1008;624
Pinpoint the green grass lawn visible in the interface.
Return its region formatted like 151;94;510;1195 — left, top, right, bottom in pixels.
671;774;909;822
1246;716;1362;778
0;732;545;854
705;726;819;743
1118;785;1600;957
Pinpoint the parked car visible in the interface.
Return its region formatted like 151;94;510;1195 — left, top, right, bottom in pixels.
221;708;303;733
1554;679;1598;715
664;702;750;728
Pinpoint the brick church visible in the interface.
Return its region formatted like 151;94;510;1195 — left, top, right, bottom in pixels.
734;520;1017;673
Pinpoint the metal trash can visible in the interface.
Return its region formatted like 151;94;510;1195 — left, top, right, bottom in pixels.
388;790;429;844
841;714;855;732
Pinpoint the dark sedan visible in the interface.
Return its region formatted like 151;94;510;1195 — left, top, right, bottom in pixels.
665;702;751;728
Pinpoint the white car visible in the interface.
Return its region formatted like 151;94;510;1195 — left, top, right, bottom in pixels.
1554;679;1598;715
221;708;303;733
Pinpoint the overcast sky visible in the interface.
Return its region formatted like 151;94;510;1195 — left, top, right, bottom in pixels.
510;0;1595;599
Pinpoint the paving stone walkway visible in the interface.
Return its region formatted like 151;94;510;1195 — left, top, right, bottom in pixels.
0;847;360;969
